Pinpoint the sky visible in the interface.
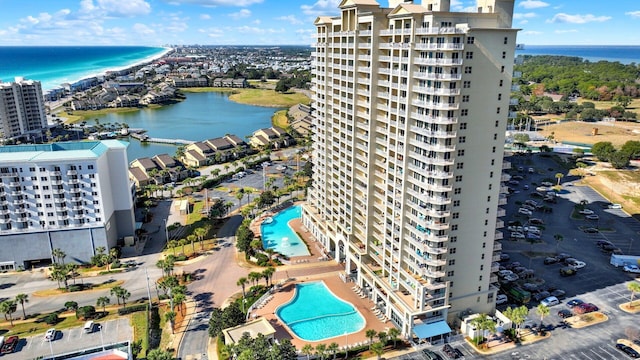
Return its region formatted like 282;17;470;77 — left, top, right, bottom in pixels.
0;0;637;46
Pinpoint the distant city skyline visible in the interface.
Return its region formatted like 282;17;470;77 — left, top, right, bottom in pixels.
0;0;637;46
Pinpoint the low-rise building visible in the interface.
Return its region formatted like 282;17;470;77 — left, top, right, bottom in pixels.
250;127;294;149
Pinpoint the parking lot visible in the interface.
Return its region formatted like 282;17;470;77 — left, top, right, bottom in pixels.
394;153;640;360
2;318;131;359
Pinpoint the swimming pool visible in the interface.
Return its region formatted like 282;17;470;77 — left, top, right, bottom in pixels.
260;205;309;257
276;281;365;341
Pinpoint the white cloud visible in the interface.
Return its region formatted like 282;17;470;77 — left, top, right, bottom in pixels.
236;26;284;34
519;0;549;9
133;23;155;35
253;19;261;25
301;0;341;17
548;13;612;24
79;0;151;17
275;15;303;25
626;11;640;18
161;0;263;6
200;14;211;20
513;12;537;20
522;30;543;35
229;9;251;19
555;29;578;34
519;20;529;24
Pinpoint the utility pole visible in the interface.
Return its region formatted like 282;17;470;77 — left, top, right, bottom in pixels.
145;268;153;308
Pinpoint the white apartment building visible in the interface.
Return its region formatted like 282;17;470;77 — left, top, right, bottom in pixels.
0;77;48;141
302;0;517;340
0;140;136;270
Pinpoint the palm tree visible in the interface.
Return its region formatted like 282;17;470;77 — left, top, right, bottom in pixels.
15;293;28;319
555;172;564;185
110;286;125;306
315;344;327;360
248;271;261;287
167;240;178;256
244;187;254;204
237;277;248;311
388;327;401;348
503;306;528;338
469;313;496;348
52;248;66;265
173;293;186;315
235;191;245;208
178;238;188;255
0;300;17;326
301;344;314;360
366;329;378;348
96;296;110;313
371;342;385;360
628;282;640;307
554;233;564;252
194;227;207;251
165;311;177;334
327;342;340;360
187;234;197;254
536;303;550;327
264;267;275;287
377;331;388;346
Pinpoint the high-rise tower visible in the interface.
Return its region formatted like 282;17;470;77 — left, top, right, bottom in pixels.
303;0;518;339
0;77;47;141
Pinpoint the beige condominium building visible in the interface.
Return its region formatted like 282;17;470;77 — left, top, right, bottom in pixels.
0;77;48;141
302;0;518;341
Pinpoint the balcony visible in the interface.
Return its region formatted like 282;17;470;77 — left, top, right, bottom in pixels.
413;72;462;81
412;86;460;96
67;170;77;176
407;164;453;179
414;43;464;51
497;207;506;217
409;152;454;166
495;231;504;241
508;111;518;119
413;58;463;66
410;112;458;125
12;199;25;205
513;71;522;78
415;27;466;35
509;98;519;106
410;127;457;140
493;242;502;252
502;161;511;170
0;218;10;224
411;99;460;111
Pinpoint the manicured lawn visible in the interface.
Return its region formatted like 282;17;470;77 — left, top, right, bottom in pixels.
163;239;219;257
186;201;205;225
32;280;125;297
180;87;309;107
1;309;122;338
131;311;149;358
272;109;289;128
61;107;142;123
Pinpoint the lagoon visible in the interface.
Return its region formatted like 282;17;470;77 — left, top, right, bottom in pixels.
90;91;281;160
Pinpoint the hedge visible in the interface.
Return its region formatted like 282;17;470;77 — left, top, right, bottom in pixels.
118;304;148;315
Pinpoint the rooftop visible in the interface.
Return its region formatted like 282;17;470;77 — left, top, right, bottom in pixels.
0;140;127;163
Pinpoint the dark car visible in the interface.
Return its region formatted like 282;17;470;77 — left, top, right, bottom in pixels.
583;227;599;233
616;343;640;358
557;309;573;319
556;253;572;261
533;291;551;302
574;303;598;314
500;254;510;262
422;349;443;360
560;267;577;277
551;289;566;299
597;240;614;248
544;256;559;265
566;299;584;308
442;344;460;359
0;336;19;354
531;192;545;198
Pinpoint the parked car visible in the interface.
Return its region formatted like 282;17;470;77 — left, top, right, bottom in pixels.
541;181;554;187
585;214;600;221
615;343;640;358
533;291;551;302
525;200;538;207
503;273;519;282
422;348;443;360
442;344;461;359
623;264;640;274
566;299;584;308
551;289;566;299
518;208;533;216
528;167;535;173
522;204;536;211
508;225;524;232
511;232;525;240
496;294;509;305
531;192;545;198
574;303;598;314
541;296;560;307
499;254;510;262
609;203;623;209
557;309;573;319
529;218;545;225
498;270;515;277
556;253;572;261
0;336;19;354
583;227;599;233
597;240;614;248
565;258;586;269
544;256;559;265
44;328;56;341
579;209;594;215
560;267;577;277
527;233;541;240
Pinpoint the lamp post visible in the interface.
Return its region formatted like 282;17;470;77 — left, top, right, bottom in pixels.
98;325;105;351
163;219;169;243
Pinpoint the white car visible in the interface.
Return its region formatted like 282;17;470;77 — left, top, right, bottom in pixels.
498;270;514;277
511;232;525;239
623;264;640;274
508;225;524;232
566;259;586;269
528;168;535;173
496;294;509;305
609;203;622;209
44;328;56;341
540;296;560;307
579;209;594;215
585;214;599;221
503;273;519;282
541;181;554;187
518;208;533;216
525;200;538;207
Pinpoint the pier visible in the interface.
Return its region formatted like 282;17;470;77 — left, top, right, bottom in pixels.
129;132;194;145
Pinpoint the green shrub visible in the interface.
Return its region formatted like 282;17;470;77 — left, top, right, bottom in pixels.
118;304;148;315
176;255;187;261
43;313;60;325
76;305;96;320
111;260;122;269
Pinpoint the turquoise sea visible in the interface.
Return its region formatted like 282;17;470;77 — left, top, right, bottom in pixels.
0;46;168;90
517;45;640;64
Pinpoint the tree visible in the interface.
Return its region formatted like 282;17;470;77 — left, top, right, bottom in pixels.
371;342;385;360
513;133;530;144
65;301;78;311
76;305;96;320
610;150;631;169
165;311;177;334
52;248;67;265
366;329;378;347
301;344;314;360
554;233;564;252
536;303;550;327
248;271;261;287
503;305;528;338
621;140;640;159
194;227;207;251
146;348;174;360
388;327;401;348
96;296;110;313
263;267;275;286
237;277;248;311
327;342;340;360
15;293;28;319
208;307;225;337
0;300;17;326
469;313;496;348
628;282;640;307
187;234;197;254
591;141;616;162
555;172;564;186
173;293;186;315
315;343;327;360
377;331;388;345
236;189;245;208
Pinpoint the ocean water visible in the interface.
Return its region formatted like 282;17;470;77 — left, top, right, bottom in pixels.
517;45;640;64
0;46;168;90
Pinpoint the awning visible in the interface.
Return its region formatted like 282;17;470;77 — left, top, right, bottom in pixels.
413;320;452;339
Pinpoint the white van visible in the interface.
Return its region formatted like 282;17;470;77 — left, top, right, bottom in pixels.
84;320;94;333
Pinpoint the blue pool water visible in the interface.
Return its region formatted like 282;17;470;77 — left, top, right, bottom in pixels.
261;205;309;257
276;282;365;341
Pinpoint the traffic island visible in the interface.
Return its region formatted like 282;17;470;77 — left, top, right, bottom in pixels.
564;312;608;328
464;337;516;355
619;301;640;314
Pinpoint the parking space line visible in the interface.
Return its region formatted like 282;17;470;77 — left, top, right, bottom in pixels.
589;349;608;360
579;351;594;360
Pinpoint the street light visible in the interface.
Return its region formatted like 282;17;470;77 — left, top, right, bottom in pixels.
163;219;169;243
98;325;105;351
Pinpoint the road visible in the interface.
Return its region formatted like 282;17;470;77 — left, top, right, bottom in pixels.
178;215;247;360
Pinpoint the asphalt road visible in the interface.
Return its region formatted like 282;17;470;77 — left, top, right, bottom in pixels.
3;318;131;360
177;215;247;360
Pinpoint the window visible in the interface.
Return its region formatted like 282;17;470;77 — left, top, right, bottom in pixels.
493;134;498;140
487;196;491;202
486;208;489;214
457;149;465;156
490;171;494;178
91;183;96;187
455;175;463;182
88;165;94;170
461;109;468;116
463;81;471;88
454;188;461;195
451;224;458;231
453;200;460;207
498;94;502;101
29;167;35;172
481;254;485;259
458;136;466;143
449;259;456;266
492;146;496;153
464;66;472;74
462;95;469;102
504;37;508;44
502;51;506;59
501;65;505;73
460;122;467;129
465;52;473;59
450;236;457;243
466;36;475;44
456;162;464;169
499;80;503;86
497;107;501;114
495;120;499;127
483;231;487;237
479;276;483;281
447;271;455;277
485;219;489;225
89;174;95;179
452;212;459;219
